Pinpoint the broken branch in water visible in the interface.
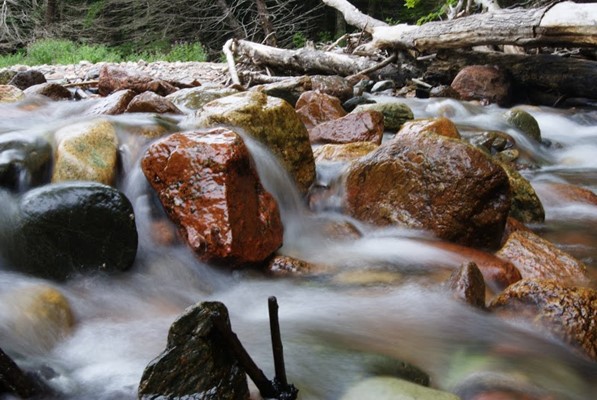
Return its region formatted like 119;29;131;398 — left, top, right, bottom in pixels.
211;297;298;400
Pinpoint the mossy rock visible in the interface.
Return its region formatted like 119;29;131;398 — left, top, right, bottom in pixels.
505;108;541;142
353;101;414;131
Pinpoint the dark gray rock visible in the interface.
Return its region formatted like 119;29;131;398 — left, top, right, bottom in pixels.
1;182;138;281
138;301;249;400
9;70;46;90
0;133;52;192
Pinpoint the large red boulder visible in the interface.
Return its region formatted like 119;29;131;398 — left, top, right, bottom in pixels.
141;128;283;266
344;131;511;249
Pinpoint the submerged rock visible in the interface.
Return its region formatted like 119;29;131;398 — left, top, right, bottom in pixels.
345;130;511;249
195;91;315;194
52;119;118;185
505;108;541;143
166;83;240;111
295;90;347;130
1;182;138;281
490;279;597;361
0;85;25;103
138;301;249;400
309;110;384;145
341;376;460;400
0;132;52;192
496;230;588;284
497;162;544;223
352;101;414;131
141;128;283;267
0;285;74;356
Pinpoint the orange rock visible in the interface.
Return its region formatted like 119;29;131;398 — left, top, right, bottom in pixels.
125;91;183;114
397;117;461;139
496;230;589;285
141;128;283;266
345;131;511;249
451;65;512;106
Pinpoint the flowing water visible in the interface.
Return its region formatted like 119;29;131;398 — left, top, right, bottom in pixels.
0;95;596;399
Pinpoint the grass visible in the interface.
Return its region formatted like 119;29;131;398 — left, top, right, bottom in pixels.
0;39;208;68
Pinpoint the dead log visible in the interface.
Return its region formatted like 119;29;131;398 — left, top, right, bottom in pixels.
425;50;597;104
233;39;385;77
326;1;597;51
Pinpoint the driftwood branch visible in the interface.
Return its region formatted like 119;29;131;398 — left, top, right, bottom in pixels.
328;1;597;51
320;0;387;34
233;39;380;76
223;39;241;86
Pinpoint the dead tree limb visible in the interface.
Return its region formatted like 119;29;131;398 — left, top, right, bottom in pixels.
233;39;380;76
326;1;597;51
320;0;387;34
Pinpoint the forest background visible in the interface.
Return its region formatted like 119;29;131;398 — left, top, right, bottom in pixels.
0;0;542;66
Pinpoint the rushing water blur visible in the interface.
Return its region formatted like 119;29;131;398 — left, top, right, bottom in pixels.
0;95;596;399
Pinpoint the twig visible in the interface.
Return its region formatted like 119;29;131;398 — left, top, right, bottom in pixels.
324;33;349;52
211;311;277;398
62;79;99;88
269;296;287;387
354;52;397;77
223;38;241;86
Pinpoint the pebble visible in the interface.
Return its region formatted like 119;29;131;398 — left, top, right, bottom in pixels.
2;61;229;85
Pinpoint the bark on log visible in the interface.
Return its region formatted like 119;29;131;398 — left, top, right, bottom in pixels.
233;39;381;76
326;1;597;51
426;50;597;103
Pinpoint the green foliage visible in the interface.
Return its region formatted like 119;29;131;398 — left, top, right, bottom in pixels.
317;31;334;43
292;32;307;49
404;0;457;25
0;39;207;67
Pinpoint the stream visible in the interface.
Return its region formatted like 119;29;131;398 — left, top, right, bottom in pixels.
0;95;596;399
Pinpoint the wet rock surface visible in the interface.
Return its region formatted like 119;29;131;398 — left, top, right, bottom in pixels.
85;89;137;115
138;301;249;400
0;133;52;192
313;142;379;163
352;101;414;131
141;128;283;266
496;230;588;284
8;70;46;90
295;90;347;130
398;117;461;139
490;279;597;361
52;119;118;185
341;376;460;400
125;91;183;114
23;83;72;101
447;262;486;309
451;65;512;106
345;130;511;249
195;91;315;194
0;182;138;281
0;85;25;103
309;110;384;145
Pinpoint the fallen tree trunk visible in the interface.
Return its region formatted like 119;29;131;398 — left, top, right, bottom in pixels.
425;50;597;104
232;39;386;76
325;0;597;51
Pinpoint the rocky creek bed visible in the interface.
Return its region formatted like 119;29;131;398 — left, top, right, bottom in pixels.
0;61;596;400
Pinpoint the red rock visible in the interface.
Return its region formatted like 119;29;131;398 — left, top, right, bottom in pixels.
533;181;597;207
447;261;486;309
345;131;511;249
125;91;183;114
267;255;321;276
398;117;461;139
309;110;384;145
433;241;521;293
501;217;533;246
490;279;597;361
451;65;512;106
141;128;283;266
295;90;347;130
313;142;378;163
496;230;589;285
98;65;178;97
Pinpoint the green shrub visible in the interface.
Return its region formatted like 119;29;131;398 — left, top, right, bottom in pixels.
292;32;307;48
0;38;207;67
